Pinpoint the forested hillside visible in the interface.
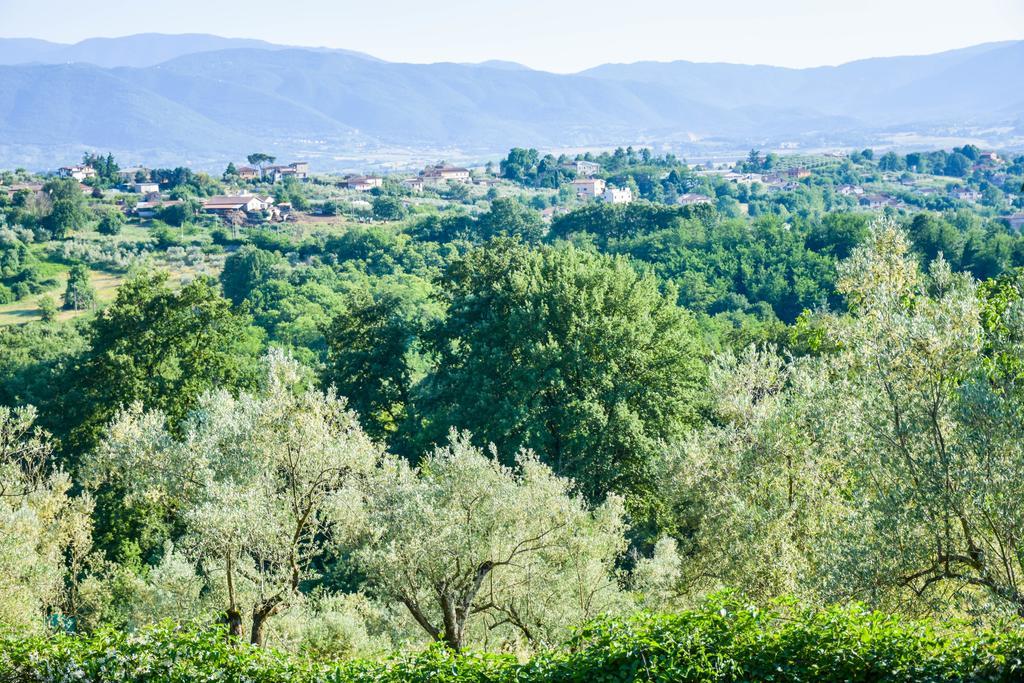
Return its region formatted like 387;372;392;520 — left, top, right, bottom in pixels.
3;146;1024;679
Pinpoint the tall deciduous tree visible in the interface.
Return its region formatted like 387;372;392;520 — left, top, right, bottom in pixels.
414;241;706;522
42;178;89;239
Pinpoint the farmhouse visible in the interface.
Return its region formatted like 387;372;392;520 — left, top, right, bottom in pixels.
837;184;864;197
402;177;425;192
132;199;183;218
117;167;149;182
422;164;471;184
237;166;260;181
344;175;384;191
787;167;811;180
571;178;606;199
202;194;274;214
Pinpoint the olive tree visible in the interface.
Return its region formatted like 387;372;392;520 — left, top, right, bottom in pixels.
0;406;92;633
654;344;847;604
86;351;380;645
818;217;1024;615
349;431;627;651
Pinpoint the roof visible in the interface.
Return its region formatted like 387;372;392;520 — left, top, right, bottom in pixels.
203;195;266;209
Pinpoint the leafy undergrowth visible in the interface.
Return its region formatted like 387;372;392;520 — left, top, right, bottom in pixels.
3;597;1023;682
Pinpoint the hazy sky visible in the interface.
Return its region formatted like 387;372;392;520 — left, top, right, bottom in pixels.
1;0;1022;72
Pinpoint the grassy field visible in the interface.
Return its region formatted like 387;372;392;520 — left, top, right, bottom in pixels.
0;268;125;325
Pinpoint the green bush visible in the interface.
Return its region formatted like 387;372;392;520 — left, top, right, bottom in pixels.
3;599;1023;682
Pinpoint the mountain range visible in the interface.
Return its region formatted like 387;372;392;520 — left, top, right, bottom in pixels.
0;34;1021;170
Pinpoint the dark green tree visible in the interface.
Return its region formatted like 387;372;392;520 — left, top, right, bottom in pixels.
413;240;707;522
372;195;408;221
475;198;546;243
97;208;125;236
322;282;437;440
220;246;285;306
62;264;96;311
43;178;89;239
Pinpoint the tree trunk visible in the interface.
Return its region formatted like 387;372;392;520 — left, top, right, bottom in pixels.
225;607;243;639
250;607;271;647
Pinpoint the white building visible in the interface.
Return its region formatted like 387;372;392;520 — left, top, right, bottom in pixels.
132;182;160;194
602;186;633;204
57;165;96;182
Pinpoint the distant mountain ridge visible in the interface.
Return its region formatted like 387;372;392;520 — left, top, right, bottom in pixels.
0;34;1020;169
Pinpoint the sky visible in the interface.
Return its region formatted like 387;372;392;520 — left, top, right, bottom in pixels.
1;0;1022;72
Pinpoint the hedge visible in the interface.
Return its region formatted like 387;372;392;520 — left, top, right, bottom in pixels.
3;597;1023;682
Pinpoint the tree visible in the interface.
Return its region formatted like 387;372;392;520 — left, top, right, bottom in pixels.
36;296;58;323
0;406;92;633
86;352;380;645
352;432;626;651
474;198;546;243
223;162;239;181
63;264;96;311
97;208;125;236
415;241;707;521
246;153;277;180
878;151;905;172
322;282;438;440
60;272;263;456
371;195;407;222
159;200;197;227
220;246;285;306
43;178;89;239
945;152;972;177
499;148;539;184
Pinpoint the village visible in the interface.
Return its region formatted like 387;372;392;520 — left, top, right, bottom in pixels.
14;146;1021;233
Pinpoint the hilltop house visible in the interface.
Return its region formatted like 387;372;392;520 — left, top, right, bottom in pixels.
603;186;633;204
422;164;471;185
344;175;384;192
266;162;310;182
237;166;260;181
861;193;899;209
571;178;606;199
57;165;96;182
787;167;811;180
566;160;602;177
677;193;713;206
